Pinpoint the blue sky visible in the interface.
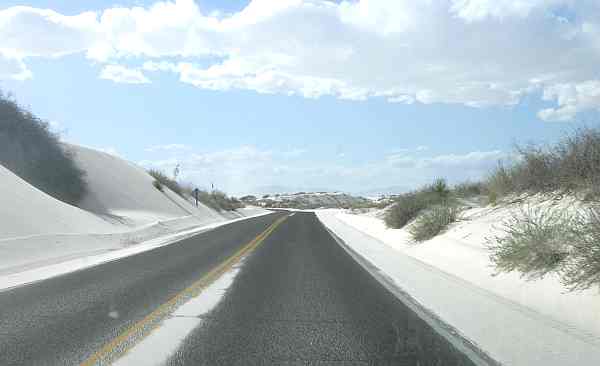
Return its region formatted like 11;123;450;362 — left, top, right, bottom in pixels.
1;0;600;195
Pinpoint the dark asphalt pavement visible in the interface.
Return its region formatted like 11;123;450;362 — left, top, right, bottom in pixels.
1;211;484;365
0;212;285;365
166;212;478;366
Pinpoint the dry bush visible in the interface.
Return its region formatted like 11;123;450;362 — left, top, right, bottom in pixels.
486;128;600;202
197;190;243;211
384;178;454;229
561;207;600;290
148;169;183;196
409;205;459;242
453;181;485;198
0;92;87;205
487;206;573;280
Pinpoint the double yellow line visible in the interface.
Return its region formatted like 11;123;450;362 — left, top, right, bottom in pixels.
81;215;288;366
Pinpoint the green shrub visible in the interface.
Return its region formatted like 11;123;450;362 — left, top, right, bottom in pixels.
0;92;87;206
486;163;515;204
197;190;243;211
428;178;451;201
453;181;485;198
562;207;600;290
384;178;453;229
555;128;600;189
240;195;257;203
147;169;183;196
487;206;572;280
211;190;243;211
409;204;459;242
152;179;163;192
384;193;428;228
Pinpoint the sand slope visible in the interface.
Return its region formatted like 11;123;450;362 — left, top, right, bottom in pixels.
0;144;271;273
70;145;219;226
0;164;116;239
0;144;226;240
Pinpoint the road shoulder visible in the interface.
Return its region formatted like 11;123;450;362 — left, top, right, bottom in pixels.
316;210;600;366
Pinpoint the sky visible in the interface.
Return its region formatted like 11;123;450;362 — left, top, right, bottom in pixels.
1;0;600;196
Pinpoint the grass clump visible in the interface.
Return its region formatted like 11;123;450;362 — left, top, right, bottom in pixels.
452;181;485;198
148;169;183;196
152;179;163;192
197;190;243;211
384;178;453;229
384;193;429;229
409;205;459;242
486;163;515;204
0;92;87;206
487;206;572;280
562;207;600;290
488;205;600;290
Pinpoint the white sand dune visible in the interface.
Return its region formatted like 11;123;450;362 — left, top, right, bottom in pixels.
0;164;117;239
71;145;222;226
0;144;268;275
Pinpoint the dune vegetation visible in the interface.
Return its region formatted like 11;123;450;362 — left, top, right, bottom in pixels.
384;127;600;290
0;92;87;206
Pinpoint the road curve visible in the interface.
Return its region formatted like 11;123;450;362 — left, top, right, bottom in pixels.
0;211;483;365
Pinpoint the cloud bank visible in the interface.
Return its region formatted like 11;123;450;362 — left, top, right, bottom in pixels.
2;0;600;120
139;144;509;196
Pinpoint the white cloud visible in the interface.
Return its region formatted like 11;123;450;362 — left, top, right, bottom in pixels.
97;147;121;157
449;0;561;22
139;145;274;194
2;0;600;120
0;51;31;80
419;150;507;169
538;80;600;121
142;60;181;73
0;6;99;57
390;146;430;154
139;144;509;195
387;150;507;169
100;64;150;84
281;148;307;158
145;143;192;152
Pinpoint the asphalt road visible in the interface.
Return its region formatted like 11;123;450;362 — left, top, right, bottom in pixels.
0;212;285;365
0;211;483;365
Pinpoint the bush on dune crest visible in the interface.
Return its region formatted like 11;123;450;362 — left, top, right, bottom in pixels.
148;169;183;196
384;178;453;230
382;127;600;289
384;178;461;242
196;189;243;211
453;181;485;198
0;92;87;206
148;171;242;211
486;128;600;202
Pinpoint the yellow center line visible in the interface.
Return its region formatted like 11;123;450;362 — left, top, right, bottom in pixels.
81;215;288;366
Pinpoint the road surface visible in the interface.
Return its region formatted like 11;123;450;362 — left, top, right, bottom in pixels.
0;211;486;365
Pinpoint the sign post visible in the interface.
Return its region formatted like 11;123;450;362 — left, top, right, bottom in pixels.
193;188;199;207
